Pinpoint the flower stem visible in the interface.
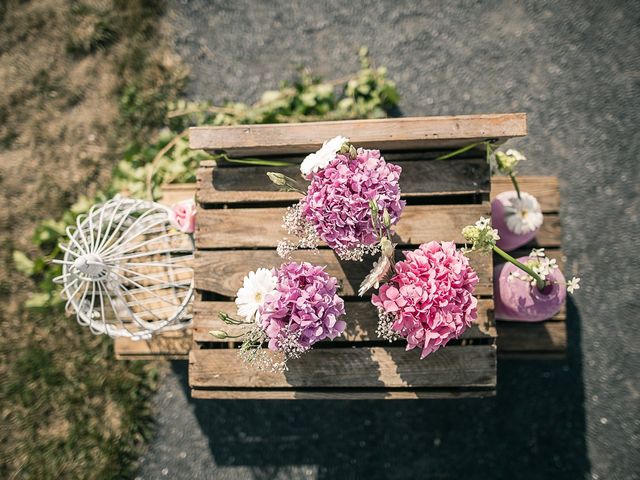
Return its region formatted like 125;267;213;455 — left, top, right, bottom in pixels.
435;141;484;161
215;152;294;167
509;173;522;199
493;245;546;290
218;312;254;325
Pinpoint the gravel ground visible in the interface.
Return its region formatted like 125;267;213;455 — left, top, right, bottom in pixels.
136;1;639;478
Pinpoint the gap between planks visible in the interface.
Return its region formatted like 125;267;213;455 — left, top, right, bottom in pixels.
190;388;496;400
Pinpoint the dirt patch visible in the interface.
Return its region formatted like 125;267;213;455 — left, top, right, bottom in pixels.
0;1;184;478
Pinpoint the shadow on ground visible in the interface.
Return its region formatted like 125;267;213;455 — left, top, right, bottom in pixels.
170;298;587;479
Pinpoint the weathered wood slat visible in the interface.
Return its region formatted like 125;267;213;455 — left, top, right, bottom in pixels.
491;176;559;212
189;114;527;155
194;249;493;297
196;203;492;249
158;184;196;206
189;345;496;389
197;158;490;205
192;299;496;343
190;389;495;400
114;329;191;360
496;322;566;354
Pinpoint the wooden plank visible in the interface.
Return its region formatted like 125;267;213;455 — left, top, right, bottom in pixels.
189;345;496;389
194;249;493;297
496;321;566;354
491;176;559;212
197;158;490;205
114;329;191;359
158;184;196;206
192;299;496;343
189;114;527;155
190;389;495;400
195;203;492;249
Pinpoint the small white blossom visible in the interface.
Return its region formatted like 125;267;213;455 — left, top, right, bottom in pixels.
504;192;544;235
493;149;526;175
505;149;526;163
462;217;500;253
530;248;546;257
235;268;277;322
567;277;581;294
300;135;349;177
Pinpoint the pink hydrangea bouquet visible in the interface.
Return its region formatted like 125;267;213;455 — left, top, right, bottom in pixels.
370;241;479;358
269;136;405;261
211;261;346;370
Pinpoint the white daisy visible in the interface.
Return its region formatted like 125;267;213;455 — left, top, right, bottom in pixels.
567;277;581;294
235;268;278;322
504;192;544;235
300;135;349;177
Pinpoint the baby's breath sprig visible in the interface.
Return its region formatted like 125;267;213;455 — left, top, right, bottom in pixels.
462;217;547;291
493;149;526;199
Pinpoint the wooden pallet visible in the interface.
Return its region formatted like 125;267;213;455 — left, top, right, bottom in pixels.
115;116;566;391
188;115;522;399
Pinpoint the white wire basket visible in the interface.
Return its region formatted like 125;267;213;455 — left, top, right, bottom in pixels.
53;197;195;340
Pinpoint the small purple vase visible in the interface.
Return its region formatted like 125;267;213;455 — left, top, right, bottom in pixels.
491;191;540;251
494;258;566;322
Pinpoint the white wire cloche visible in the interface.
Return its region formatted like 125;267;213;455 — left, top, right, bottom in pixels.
53;196;195;340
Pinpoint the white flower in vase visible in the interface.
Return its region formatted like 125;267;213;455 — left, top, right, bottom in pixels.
567;277;581;294
300;135;349;177
235;268;277;322
504;192;543;235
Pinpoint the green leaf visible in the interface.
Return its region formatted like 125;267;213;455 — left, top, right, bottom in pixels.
13;251;35;276
25;292;51;309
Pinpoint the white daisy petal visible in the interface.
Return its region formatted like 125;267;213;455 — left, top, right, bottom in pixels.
300;135;349;177
235;268;278;322
504;192;543;235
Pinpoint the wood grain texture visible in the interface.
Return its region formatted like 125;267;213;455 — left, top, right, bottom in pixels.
194;249;493;297
189;345;496;388
195;203;492;248
189;114;527;155
190;388;495;400
496;321;566;353
192;299;496;343
197;158;490;205
158;184;196;206
491;176;559;212
114;329;191;359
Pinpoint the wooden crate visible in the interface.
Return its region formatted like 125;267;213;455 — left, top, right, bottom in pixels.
188;114;525;399
114;176;566;362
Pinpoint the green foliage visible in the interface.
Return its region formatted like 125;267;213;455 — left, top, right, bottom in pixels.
15;49;399;310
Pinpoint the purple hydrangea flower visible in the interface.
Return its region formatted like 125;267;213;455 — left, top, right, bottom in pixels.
259;262;346;358
300;148;405;260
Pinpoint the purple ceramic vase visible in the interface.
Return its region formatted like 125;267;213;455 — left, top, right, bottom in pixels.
494;257;566;322
491;191;540;251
